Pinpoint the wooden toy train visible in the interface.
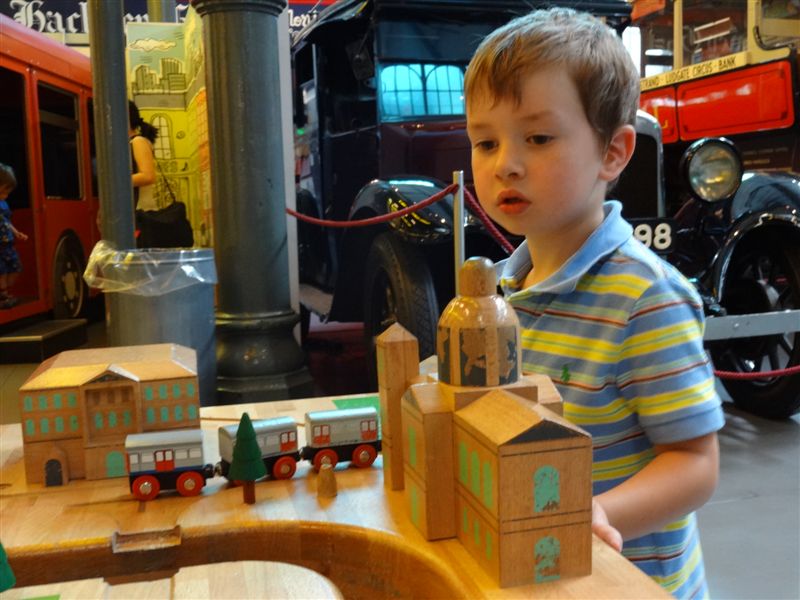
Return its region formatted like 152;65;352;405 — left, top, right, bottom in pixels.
124;407;381;500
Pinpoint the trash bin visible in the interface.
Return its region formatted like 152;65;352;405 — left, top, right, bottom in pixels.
84;241;218;406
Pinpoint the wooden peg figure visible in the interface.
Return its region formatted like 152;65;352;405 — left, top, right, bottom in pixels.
437;257;521;387
317;462;338;498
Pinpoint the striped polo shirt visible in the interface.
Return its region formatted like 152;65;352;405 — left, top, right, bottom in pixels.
499;201;724;599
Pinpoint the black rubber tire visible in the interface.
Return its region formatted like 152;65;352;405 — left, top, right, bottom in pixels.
363;233;438;387
51;234;87;319
709;239;800;419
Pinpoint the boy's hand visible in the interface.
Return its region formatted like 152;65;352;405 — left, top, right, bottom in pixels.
16;231;28;241
592;498;623;552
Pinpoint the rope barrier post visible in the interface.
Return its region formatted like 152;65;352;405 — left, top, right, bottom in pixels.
453;170;465;295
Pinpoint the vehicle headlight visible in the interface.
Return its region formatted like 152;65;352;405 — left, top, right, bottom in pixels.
681;138;742;202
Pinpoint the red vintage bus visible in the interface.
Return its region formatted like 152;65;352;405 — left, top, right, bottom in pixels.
0;14;99;326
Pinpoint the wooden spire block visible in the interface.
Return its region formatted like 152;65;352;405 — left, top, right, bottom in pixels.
376;323;419;491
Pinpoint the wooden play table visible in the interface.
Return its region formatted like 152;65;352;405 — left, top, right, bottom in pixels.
0;393;667;598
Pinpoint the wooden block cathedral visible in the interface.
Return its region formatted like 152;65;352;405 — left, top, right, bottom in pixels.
376;257;592;588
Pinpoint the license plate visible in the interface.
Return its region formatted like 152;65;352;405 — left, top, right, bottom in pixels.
627;218;676;254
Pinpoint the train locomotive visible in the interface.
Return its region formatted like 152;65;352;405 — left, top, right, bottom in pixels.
124;406;381;501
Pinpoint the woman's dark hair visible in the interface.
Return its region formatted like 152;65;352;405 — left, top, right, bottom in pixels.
128;100;158;143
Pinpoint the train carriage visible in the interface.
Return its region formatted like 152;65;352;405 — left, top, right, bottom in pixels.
125;429;214;501
301;407;381;471
218;416;301;480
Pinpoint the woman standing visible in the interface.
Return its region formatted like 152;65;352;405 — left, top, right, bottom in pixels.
129;100;159;212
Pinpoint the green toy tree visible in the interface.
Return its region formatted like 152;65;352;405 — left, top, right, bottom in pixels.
0;541;15;592
227;412;267;504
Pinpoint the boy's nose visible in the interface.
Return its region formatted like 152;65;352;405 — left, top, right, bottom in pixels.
494;145;524;180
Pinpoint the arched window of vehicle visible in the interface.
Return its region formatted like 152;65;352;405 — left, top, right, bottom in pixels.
380;63;465;120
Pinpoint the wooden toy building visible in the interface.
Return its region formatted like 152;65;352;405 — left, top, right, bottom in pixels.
17;343;200;485
377;257;593;588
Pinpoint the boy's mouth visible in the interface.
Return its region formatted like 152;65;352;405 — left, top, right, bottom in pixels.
496;190;531;215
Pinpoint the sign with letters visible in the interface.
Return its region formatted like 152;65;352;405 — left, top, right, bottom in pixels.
1;0;336;48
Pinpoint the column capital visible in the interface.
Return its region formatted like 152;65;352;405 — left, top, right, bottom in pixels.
191;0;287;17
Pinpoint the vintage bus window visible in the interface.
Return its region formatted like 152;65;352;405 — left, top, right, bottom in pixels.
635;5;674;76
0;68;31;213
682;0;746;65
37;83;81;200
761;0;800;48
380;63;464;121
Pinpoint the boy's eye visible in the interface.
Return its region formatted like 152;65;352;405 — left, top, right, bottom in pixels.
474;140;496;151
528;135;553;145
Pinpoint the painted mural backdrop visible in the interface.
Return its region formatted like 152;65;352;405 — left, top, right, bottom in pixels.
126;11;212;246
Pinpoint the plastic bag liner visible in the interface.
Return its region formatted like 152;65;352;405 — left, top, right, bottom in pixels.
84;240;217;296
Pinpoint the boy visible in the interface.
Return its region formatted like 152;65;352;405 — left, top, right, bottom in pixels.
465;8;723;599
0;163;28;309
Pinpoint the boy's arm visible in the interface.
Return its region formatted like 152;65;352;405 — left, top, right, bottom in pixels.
596;431;719;542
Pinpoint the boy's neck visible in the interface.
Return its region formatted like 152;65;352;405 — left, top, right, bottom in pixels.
522;203;606;288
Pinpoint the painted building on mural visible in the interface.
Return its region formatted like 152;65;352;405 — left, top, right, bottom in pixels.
18;344;200;486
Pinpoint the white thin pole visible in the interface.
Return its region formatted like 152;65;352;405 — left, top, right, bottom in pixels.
453;170;465;295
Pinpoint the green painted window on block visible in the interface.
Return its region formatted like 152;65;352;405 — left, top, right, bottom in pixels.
123;411;132;427
144;386;154;401
173;384;181;398
174;405;183;421
55;416;64;433
409;483;420;527
38;395;47;410
25;419;35;436
458;441;468;485
187;382;196;397
146;407;156;424
70;415;79;431
462;506;469;533
53;394;62;409
485;530;493;560
108;411;118;428
40;418;50;434
470;451;481;497
160;406;169;422
23;396;33;412
67;393;77;407
187;404;197;420
482;461;493;508
159;384;168;400
94;413;103;430
408;426;417;468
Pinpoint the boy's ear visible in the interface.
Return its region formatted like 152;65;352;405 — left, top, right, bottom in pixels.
600;125;636;182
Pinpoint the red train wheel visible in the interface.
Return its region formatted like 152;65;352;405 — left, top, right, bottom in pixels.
313;449;338;472
176;471;204;497
132;475;160;501
272;456;297;480
352;444;377;468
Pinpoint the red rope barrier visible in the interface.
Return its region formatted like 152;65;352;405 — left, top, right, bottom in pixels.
286;184;800;381
714;363;800;380
286;183;458;228
463;187;516;254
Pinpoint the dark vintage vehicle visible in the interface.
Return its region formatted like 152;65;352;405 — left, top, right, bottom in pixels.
292;0;800;418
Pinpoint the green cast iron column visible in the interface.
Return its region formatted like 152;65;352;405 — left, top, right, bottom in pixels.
191;0;313;402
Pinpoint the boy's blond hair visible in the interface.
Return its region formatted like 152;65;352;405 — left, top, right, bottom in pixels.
0;163;16;190
464;7;640;148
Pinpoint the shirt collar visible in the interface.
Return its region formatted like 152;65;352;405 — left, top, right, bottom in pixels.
499;200;632;295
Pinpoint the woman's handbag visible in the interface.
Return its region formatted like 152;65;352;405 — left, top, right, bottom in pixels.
135;167;194;249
